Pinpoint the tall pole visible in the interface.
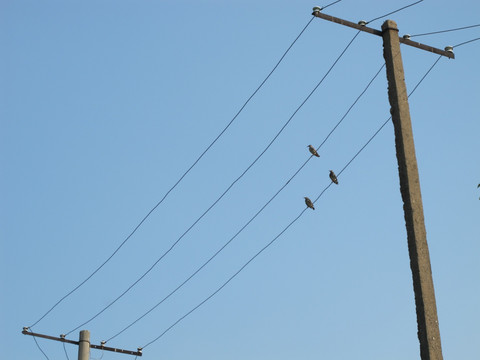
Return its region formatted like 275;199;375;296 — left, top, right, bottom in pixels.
78;330;90;360
382;20;443;360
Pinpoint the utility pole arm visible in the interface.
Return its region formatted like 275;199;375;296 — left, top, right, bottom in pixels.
22;328;143;357
312;9;454;59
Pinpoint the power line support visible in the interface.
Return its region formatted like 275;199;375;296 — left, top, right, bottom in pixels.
78;330;90;360
313;8;451;360
382;20;444;360
22;328;143;358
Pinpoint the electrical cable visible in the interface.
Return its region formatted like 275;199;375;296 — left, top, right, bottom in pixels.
142;206;309;349
315;63;385;149
338;55;442;178
65;30;361;336
90;348;104;360
62;342;70;360
105;59;386;343
410;24;480;37
31;334;50;360
28;15;316;329
366;0;424;24
454;37;480;48
140;53;443;350
322;0;343;10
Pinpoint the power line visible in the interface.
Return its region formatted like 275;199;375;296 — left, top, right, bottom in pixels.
315;63;385;149
62;342;70;360
366;0;424;24
454;37;480;48
64;30;361;336
140;53;443;350
142;206;309;349
105;60;386;343
322;0;343;10
410;23;480;37
28;15;315;329
32;334;50;360
408;55;442;97
338;55;442;179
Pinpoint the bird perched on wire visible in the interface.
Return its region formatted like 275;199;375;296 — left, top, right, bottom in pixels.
329;170;338;185
304;197;315;210
307;145;320;157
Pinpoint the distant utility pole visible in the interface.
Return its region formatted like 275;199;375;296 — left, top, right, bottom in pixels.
312;7;454;360
78;330;90;360
22;328;142;359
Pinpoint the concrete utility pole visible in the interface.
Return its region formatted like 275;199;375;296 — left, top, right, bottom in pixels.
312;7;453;360
382;20;443;360
78;330;90;360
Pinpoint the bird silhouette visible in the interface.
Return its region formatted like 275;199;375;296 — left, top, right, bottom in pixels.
304;197;315;210
329;170;338;185
307;145;320;157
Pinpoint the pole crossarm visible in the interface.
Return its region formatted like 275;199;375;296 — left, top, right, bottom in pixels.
22;329;143;357
312;10;455;59
313;10;382;36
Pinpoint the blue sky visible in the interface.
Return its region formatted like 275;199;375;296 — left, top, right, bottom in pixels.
2;1;479;359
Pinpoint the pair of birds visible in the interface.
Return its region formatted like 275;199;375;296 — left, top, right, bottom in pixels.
304;145;338;210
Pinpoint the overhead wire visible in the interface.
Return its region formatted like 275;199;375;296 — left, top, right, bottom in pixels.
140;52;444;350
62;342;70;360
338;55;442;179
28;14;317;329
65;29;361;336
105;58;386;344
366;0;424;24
142;207;309;350
410;23;480;37
90;348;105;360
31;334;50;360
453;37;480;48
322;0;343;10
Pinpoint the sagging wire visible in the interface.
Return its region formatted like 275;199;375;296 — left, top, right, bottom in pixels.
366;0;424;24
411;23;480;38
105;59;385;343
28;13;318;330
140;51;444;351
64;29;361;337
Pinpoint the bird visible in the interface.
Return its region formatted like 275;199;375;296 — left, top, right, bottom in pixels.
307;145;320;157
304;197;315;210
329;170;338;185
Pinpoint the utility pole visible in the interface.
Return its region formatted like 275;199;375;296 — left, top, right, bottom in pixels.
22;328;143;359
78;330;90;360
382;20;443;360
312;7;453;360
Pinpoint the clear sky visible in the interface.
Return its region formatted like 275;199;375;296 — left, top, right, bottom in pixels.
2;1;479;359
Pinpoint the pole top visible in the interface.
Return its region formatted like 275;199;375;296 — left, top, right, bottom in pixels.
79;330;91;341
382;20;399;32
